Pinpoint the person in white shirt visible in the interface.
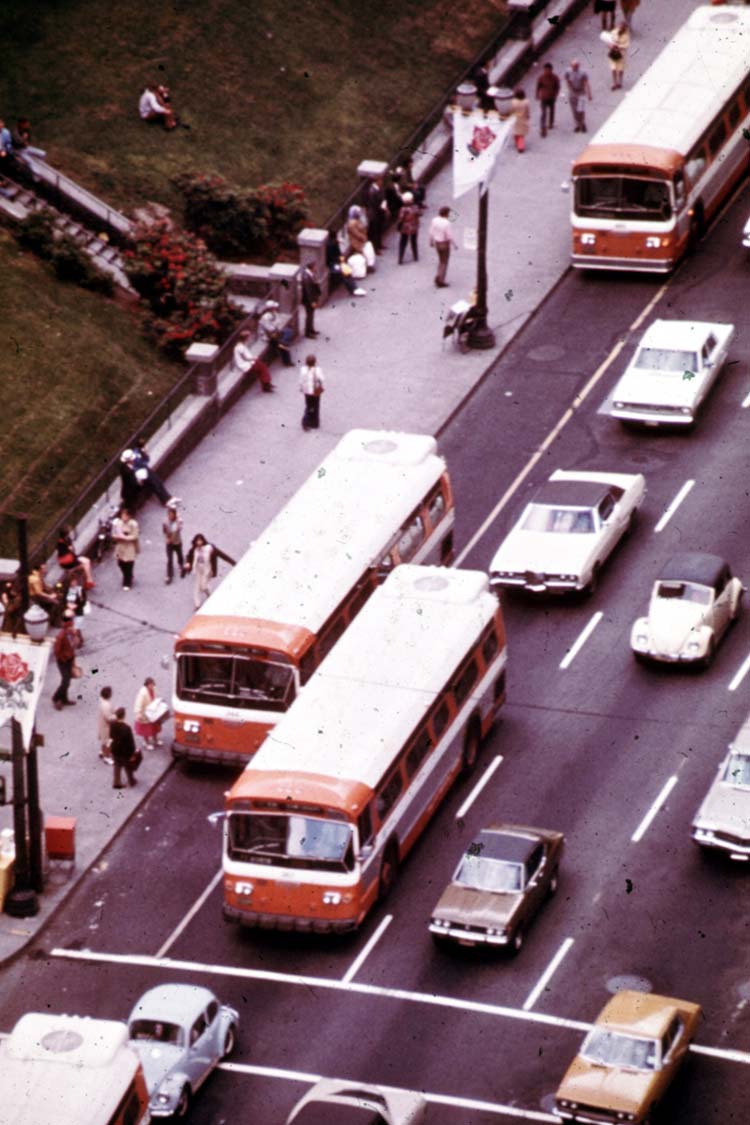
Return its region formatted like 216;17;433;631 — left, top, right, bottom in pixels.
299;355;325;431
138;85;176;129
429;206;458;288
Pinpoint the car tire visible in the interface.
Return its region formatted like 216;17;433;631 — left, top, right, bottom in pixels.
431;933;451;951
585;564;601;596
731;591;743;623
222;1023;238;1058
510;927;524;955
461;722;481;776
378;841;399;902
626;510;638;537
548;868;559;897
701;637;716;669
174;1086;191;1118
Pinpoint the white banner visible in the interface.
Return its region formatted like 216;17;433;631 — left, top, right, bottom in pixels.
0;635;50;750
452;109;513;199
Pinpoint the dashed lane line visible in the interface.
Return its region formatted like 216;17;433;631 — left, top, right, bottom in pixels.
559;613;603;670
455;755;503;821
342;913;392;984
155;868;222;959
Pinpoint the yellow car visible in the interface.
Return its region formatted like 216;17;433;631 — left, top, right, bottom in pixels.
554;990;701;1124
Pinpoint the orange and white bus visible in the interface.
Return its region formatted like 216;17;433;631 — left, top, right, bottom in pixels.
1;1012;150;1125
173;430;454;764
222;564;507;933
571;4;750;272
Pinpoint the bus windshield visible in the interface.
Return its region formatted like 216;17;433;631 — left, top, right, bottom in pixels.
575;175;672;221
178;652;296;712
228;812;355;872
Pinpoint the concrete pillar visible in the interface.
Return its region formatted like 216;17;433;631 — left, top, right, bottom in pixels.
298;227;330;305
357;159;389;184
270;262;301;339
185;342;220;396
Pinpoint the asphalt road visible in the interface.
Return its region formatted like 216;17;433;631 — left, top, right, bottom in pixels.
4;188;750;1124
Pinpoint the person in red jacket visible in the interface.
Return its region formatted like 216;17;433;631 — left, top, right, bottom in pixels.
536;62;561;138
51;612;82;710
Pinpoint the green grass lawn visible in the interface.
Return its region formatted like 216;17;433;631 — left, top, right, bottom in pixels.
0;231;179;555
1;0;506;221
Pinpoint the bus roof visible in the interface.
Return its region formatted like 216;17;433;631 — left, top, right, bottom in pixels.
183;430;447;640
1;1013;141;1125
230;566;500;798
575;6;750;167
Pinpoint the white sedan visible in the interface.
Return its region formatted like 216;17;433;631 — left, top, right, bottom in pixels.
631;552;743;667
610;318;735;426
489;469;646;595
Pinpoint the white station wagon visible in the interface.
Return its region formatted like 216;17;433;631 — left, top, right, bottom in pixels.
692;717;750;861
610;318;735;426
489;469;646;595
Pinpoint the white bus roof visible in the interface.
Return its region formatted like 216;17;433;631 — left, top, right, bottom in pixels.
587;6;750;158
195;429;447;633
1;1013;140;1125
251;566;499;790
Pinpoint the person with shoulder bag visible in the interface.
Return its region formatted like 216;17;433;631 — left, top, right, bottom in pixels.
110;707;140;788
51;611;83;710
299;354;325;431
604;22;630;90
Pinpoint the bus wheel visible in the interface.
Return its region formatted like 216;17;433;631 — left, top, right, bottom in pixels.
688;206;704;252
378;842;399;901
175;1086;191;1118
222;1023;238;1058
461;722;481;775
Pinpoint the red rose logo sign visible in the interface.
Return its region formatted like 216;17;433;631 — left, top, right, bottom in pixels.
0;651;34;709
467;124;497;158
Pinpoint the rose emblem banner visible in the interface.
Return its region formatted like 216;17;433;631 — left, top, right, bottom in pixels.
452;108;513;199
0;635;50;749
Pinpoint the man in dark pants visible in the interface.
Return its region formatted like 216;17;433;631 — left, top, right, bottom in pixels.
301;264;322;339
536;62;560;137
363;176;386;253
51;612;81;710
110;707;138;788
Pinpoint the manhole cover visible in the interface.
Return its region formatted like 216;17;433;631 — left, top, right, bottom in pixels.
527;344;565;362
607;973;652;994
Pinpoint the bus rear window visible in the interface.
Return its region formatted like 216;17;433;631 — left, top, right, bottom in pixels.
178;653;295;712
575;176;672;221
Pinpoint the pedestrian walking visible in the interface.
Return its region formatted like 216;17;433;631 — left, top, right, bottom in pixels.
397;193;420;264
51;611;82;711
234;329;275;393
299;354;325;431
594;0;616;32
511;88;531;153
429;206;457;288
162;500;185;585
301;263;322;339
605;22;630;89
112;507;140;590
564;60;593;133
536;62;560;137
110;707;139;788
134;676;169;749
620;0;639;27
257;301;294;367
98;685;114;763
184;534;236;608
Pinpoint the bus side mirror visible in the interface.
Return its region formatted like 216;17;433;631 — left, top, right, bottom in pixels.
207;811;225;827
358;843;374;862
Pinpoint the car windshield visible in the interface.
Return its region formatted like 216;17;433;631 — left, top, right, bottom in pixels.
455;854;523;893
129;1019;184;1046
227;812;355;872
177;651;296;712
723;753;750;788
582;1029;658;1072
575;175;672;221
656;581;712;606
634;347;698;374
521;504;595;534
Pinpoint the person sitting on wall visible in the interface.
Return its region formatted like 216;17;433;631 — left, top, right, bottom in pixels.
257;301;294;367
138;84;176;129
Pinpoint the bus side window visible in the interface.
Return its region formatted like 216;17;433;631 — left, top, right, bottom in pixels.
376;769;404;821
453;658;479;708
673;171;686;212
347;578;373;623
685;152;706;185
728;100;741;129
396;514;425;562
316;615;347;664
481;627;499;668
358;804;374;847
427;487;446;529
709;119;727;156
406;729;432;778
431;700;450;739
299;647;317;685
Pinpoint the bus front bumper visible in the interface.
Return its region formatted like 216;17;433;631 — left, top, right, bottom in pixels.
223;904;359;934
572;252;673;273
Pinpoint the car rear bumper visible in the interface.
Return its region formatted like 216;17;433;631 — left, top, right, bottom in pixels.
491;576;583;594
223;904;358;934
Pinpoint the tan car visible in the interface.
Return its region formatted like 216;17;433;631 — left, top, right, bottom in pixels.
429;824;563;953
554;990;701;1124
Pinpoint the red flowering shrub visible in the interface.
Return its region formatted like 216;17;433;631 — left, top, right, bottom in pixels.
123;220;241;357
173;173;308;260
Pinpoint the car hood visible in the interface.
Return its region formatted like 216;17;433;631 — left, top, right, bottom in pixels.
490;531;593;576
695;783;750;838
557;1056;654;1114
130;1042;183;1093
643;599;705;651
614;368;698;407
432;884;522;929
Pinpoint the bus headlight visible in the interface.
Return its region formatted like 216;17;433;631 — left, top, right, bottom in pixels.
581;232;596;246
645;236;662;248
235;882;254;897
322;891;342;905
183;719;200;734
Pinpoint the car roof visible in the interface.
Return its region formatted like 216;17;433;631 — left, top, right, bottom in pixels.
532;480;610;509
596;991;681;1038
129;984;216;1024
640;319;715;350
659;551;728;589
473;827;541;866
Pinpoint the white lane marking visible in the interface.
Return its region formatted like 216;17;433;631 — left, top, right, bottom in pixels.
455;755;503;821
219;1063;558;1120
50;946;591;1034
155;869;223;959
342;914;393;984
741;390;750;409
653;480;695;534
559;612;603;670
692;1044;750;1065
455;281;670;567
523;937;574;1012
728;651;750;693
631;775;678;843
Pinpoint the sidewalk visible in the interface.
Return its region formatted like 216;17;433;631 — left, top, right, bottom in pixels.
0;0;699;963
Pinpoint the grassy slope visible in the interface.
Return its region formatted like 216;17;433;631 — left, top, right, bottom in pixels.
0;0;506;221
